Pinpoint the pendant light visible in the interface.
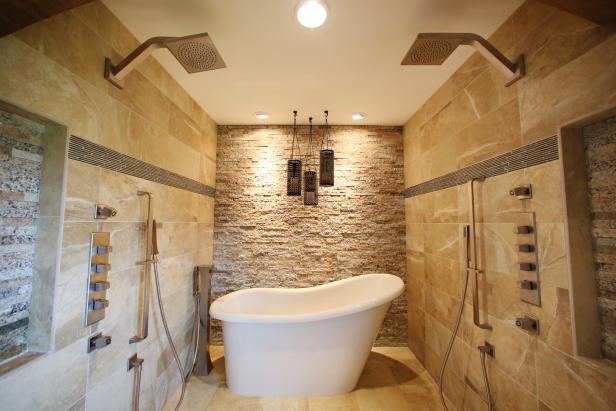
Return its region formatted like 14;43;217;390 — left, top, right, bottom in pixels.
319;110;334;186
287;110;302;196
304;117;318;205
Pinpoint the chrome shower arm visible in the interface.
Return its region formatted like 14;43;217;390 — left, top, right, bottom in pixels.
459;33;525;86
401;32;525;87
105;32;226;89
458;34;518;75
105;37;169;88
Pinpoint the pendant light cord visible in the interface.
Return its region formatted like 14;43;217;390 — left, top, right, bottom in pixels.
307;117;314;170
321;110;331;150
291;110;300;159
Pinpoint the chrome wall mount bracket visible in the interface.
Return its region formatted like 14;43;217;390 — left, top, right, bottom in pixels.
128;354;144;411
479;341;495;357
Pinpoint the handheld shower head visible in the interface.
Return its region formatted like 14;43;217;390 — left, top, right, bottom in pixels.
105;33;226;89
401;33;524;87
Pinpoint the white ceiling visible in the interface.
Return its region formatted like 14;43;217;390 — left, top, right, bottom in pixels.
103;0;523;125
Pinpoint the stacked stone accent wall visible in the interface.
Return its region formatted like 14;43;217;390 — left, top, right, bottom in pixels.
0;110;44;361
213;125;406;345
583;115;616;361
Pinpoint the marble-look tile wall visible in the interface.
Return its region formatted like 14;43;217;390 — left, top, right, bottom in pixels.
403;1;616;410
583;116;616;361
214;125;406;345
0;110;44;361
0;1;216;410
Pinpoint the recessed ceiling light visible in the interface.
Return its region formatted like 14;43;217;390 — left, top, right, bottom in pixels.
296;0;328;29
255;112;270;120
351;113;366;120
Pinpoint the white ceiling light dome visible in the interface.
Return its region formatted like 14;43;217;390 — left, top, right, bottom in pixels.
296;0;328;29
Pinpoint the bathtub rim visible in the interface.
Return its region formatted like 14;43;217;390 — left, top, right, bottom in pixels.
210;273;404;324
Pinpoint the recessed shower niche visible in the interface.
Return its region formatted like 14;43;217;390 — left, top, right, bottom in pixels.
0;100;67;372
560;106;616;362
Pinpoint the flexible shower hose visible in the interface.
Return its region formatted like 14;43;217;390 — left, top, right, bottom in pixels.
185;293;201;383
153;257;186;411
480;348;494;411
438;267;469;411
438;268;494;411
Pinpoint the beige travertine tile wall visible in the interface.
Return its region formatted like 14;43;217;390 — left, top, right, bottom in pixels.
403;1;616;410
0;1;216;410
213;125;406;345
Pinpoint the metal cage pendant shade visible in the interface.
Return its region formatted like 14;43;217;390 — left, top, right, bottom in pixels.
287;159;302;196
319;149;334;186
304;170;318;205
304;117;318;205
287;110;302;196
319;110;334;186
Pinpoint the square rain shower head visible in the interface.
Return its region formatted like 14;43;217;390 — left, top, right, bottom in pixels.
165;33;227;73
401;32;525;86
105;32;226;89
401;33;467;65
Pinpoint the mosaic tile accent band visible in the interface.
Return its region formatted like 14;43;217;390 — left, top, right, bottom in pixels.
404;135;560;198
68;135;216;197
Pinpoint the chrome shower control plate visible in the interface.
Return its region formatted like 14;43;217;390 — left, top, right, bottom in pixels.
515;316;540;335
509;184;532;200
513;212;541;307
94;203;118;219
85;232;112;326
88;332;112;352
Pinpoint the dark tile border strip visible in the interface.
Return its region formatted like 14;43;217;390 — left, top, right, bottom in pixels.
68;135;216;197
404;135;559;198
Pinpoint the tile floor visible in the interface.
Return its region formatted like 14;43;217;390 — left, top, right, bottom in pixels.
163;345;441;411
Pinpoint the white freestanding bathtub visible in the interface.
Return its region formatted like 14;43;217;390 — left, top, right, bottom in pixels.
209;273;404;397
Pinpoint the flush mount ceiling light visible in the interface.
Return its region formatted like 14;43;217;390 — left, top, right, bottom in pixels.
351;113;366;120
254;112;270;119
296;0;328;29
